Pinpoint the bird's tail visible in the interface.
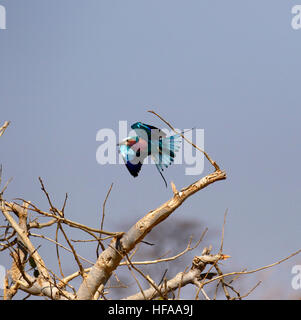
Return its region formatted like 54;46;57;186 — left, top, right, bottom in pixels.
151;129;193;171
150;129;194;187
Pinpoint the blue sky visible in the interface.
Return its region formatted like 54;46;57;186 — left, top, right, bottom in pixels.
0;0;301;299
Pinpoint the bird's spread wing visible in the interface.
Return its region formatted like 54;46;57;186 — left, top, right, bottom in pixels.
151;134;182;171
131;122;167;140
125;160;142;177
131;122;159;131
149;133;182;187
119;144;143;178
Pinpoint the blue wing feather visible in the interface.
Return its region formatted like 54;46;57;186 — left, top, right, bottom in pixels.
151;134;182;170
119;144;143;177
125;161;142;177
119;124;189;186
131;122;167;140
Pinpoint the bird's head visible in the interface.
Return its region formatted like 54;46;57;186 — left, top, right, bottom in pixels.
117;136;138;147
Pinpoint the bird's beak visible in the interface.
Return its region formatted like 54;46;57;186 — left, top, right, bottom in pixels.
117;139;127;146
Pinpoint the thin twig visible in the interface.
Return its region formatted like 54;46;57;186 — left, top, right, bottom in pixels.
101;183;113;231
30;233;94;265
125;252;166;300
120;229;207;266
55;223;65;278
58;224;85;279
61;193;68;216
203;248;301;286
12;199;119;236
219;209;228;254
0;177;13;197
147;110;220;171
0;121;10;137
38;177;58;215
239;281;262;299
176;266;189;300
124;253;147;300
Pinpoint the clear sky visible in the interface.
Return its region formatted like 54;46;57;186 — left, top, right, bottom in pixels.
0;0;301;299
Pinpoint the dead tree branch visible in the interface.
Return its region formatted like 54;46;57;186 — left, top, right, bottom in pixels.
0;121;10;137
76;169;226;299
1;114;299;300
123;247;229;300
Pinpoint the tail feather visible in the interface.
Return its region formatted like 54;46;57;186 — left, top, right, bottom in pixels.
149;129;194;187
155;163;167;188
151;134;182;171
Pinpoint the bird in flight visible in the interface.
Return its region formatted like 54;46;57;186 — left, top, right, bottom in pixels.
117;122;183;187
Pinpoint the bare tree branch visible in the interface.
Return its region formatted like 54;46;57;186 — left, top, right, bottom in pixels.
76;169;226;299
147;110;220;171
0;121;10;137
2;114;300;301
123;247;228;300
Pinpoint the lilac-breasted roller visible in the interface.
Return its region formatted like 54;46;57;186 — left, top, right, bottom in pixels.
117;122;182;187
